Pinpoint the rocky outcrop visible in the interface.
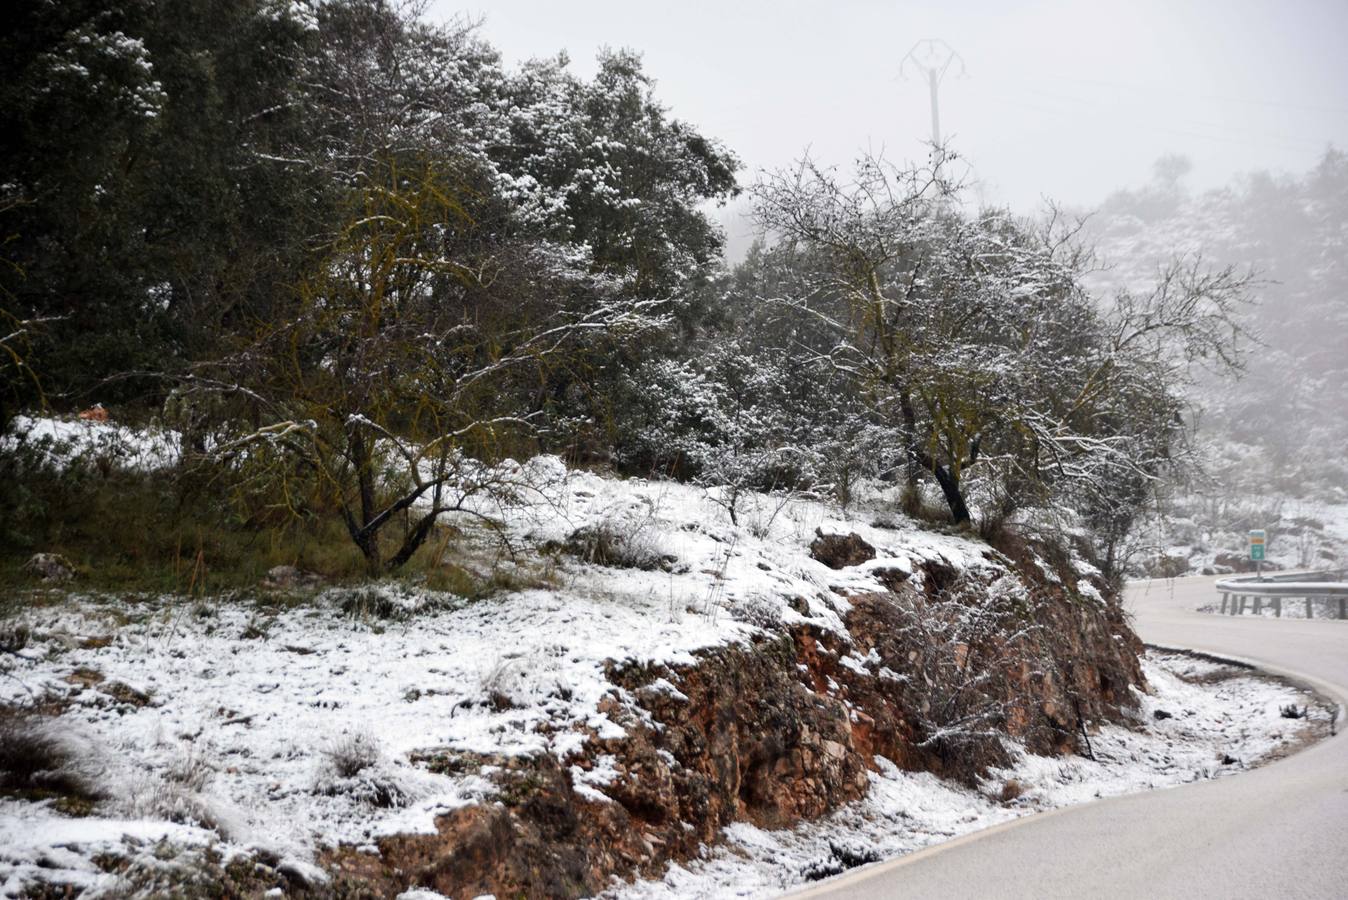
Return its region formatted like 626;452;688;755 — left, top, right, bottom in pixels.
809;530;876;569
324;540;1143;899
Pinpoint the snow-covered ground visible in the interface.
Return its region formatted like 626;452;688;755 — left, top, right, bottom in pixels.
0;454;1331;897
0;465;1002;896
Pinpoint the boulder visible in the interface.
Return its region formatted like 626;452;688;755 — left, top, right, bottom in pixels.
873;566;912;592
261;565;323;590
809;530;875;569
23;553;75;583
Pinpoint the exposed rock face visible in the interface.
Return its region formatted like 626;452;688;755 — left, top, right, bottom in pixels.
335;756;600;899
809;530;876;569
22;553;75;583
324;540;1144;899
326;640;876;897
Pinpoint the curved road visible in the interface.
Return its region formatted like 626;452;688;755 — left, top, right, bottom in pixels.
794;574;1348;899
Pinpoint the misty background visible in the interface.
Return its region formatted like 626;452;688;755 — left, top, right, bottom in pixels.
452;0;1348;571
455;0;1348;257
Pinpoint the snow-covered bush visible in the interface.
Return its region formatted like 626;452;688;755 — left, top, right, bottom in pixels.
615;339;888;523
562;519;670;571
323;733;380;780
0;416;183;557
886;575;1049;775
315;733;411;809
0;713;103;811
122;770;230;835
728;594;783;630
327;583;460;620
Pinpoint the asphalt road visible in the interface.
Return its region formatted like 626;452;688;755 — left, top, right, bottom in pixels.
791;575;1348;899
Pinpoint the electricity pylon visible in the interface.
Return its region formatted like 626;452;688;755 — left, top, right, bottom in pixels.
900;39;965;149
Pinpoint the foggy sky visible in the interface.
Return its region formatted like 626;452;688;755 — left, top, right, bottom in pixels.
441;0;1348;219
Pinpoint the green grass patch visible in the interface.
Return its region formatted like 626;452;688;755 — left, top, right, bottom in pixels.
0;453;517;600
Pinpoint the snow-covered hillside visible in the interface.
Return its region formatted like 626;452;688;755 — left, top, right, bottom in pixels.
0;459;1330;898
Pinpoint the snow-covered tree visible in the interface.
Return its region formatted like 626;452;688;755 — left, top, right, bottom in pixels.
751;151;1252;553
194;156;661;574
496;49;738;302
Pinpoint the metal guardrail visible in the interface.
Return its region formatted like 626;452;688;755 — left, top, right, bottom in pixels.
1214;570;1348;619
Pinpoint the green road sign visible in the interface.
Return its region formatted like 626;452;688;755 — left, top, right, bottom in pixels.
1250;544;1265;561
1249;529;1266;562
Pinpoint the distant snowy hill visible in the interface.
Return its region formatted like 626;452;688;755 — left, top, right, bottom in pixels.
1078;151;1348;573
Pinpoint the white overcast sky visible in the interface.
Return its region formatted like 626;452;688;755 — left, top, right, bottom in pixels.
437;0;1348;214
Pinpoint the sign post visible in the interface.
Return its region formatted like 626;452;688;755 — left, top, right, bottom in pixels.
1249;529;1266;579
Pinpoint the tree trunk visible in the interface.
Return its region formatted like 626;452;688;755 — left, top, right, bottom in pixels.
356;532;382;577
898;392;923;515
344;428;383;575
352;437;376;531
340;504;383;576
387;511;439;571
932;464;972;525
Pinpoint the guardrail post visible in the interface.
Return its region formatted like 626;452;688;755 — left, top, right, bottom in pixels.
1213;573;1346;622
